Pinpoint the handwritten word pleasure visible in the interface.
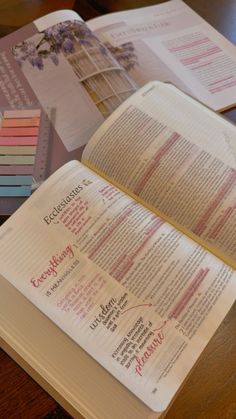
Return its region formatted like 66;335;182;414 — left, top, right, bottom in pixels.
135;326;165;377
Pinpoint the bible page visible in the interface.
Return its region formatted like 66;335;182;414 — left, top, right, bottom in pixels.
83;81;236;269
0;160;235;411
87;0;236;111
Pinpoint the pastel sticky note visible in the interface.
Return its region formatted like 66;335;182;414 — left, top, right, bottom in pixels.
0;175;32;185
3;109;41;118
0;146;36;155
0;186;32;197
0;127;39;136
0;165;33;175
0;136;38;146
2;117;40;127
0;107;45;211
0;155;35;165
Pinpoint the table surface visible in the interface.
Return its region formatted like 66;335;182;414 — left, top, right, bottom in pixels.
0;1;236;418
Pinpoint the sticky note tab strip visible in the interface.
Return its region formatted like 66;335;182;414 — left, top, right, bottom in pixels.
0;108;41;197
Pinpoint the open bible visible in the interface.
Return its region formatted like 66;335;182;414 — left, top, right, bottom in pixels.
1;0;236;215
0;81;236;418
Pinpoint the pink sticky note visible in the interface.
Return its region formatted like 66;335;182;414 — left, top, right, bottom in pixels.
2;117;40;128
0;136;38;146
0;127;39;137
3;109;41;118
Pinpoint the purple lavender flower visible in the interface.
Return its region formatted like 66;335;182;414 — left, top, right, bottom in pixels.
53;33;63;47
44;28;54;37
20;43;28;53
99;45;108;55
15;56;22;67
104;41;138;72
62;38;74;53
50;52;59;65
79;39;92;47
30;56;44;70
12;19;138;73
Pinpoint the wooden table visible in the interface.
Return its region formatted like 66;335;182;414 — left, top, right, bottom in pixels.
0;1;236;418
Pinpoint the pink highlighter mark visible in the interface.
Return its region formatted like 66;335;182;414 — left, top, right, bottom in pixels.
168;268;210;319
134;132;180;195
110;217;164;281
193;169;236;236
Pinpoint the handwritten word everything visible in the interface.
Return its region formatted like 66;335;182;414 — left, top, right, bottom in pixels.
30;244;74;288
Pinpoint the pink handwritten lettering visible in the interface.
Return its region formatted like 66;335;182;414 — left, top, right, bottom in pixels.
30;244;74;288
135;326;165;377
